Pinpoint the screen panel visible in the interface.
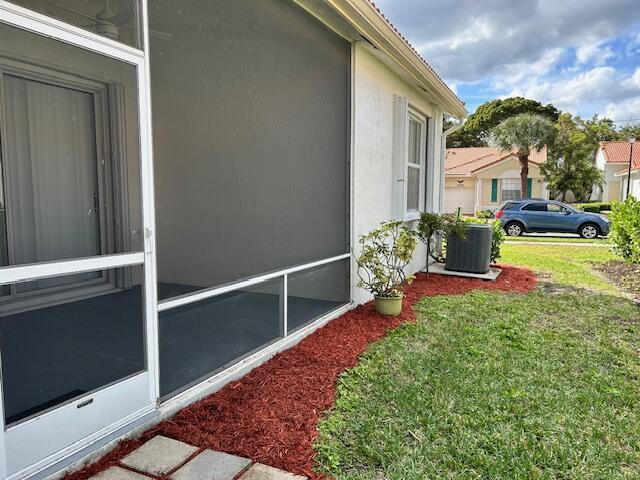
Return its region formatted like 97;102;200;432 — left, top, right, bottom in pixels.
287;259;350;333
159;279;283;398
0;23;144;275
6;0;142;48
150;0;350;297
0;265;145;426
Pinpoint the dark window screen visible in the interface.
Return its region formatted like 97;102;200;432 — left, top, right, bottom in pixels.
150;0;351;296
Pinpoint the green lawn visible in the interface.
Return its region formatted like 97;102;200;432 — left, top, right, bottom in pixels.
505;235;611;245
499;243;619;292
315;290;640;480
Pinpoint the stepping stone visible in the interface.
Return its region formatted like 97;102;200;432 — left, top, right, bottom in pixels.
170;450;251;480
239;463;307;480
90;466;151;479
121;435;199;476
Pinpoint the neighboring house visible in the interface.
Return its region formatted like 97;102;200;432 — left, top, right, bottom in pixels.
0;0;466;478
594;141;640;201
443;147;548;214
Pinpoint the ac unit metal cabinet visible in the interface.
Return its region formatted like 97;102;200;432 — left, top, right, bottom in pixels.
445;224;492;274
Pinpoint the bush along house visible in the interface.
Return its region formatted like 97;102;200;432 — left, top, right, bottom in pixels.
0;0;466;477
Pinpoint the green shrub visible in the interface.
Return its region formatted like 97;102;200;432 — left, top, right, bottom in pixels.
576;202;615;213
460;217;505;263
580;203;601;213
475;209;495;219
610;196;640;263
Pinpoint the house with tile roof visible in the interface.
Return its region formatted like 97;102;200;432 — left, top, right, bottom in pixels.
443;147;548;214
595;141;640;201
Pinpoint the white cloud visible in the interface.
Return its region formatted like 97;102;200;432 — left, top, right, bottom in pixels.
509;67;618;110
376;0;639;82
575;42;615;65
374;0;640;116
493;48;565;90
627;67;640;89
604;96;640;121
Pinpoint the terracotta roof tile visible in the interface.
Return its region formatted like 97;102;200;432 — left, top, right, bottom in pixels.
600;141;640;169
445;147;547;175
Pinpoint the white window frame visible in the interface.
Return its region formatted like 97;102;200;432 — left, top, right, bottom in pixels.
392;96;428;221
404;108;427;221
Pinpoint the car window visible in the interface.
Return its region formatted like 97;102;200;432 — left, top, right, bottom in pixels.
547;204;564;213
521;203;546;212
501;202;520;211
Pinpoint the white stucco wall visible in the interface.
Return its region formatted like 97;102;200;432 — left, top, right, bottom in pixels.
351;42;446;305
597;157;627;201
594;149;627;201
622;172;640;199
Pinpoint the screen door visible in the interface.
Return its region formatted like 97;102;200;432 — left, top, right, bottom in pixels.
0;21;153;479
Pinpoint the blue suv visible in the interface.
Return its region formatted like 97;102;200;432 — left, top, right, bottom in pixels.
496;199;610;238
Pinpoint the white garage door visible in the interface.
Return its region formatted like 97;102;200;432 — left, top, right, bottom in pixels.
444;187;475;215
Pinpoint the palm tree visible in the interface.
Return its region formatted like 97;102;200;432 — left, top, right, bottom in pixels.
491;113;555;198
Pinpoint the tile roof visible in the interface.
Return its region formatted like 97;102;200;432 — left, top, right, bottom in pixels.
445;147;547;175
365;1;463;106
600;141;640;169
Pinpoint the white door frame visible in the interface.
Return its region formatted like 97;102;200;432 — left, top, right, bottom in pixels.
0;1;158;478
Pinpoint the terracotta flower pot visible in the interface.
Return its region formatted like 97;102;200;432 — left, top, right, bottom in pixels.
374;295;403;316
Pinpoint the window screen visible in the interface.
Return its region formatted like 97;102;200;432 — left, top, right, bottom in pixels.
150;0;350;296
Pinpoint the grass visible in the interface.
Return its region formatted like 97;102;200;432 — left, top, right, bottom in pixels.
315;290;640;480
505;235;611;245
499;243;619;292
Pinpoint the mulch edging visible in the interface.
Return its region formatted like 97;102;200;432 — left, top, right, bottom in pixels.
66;266;536;480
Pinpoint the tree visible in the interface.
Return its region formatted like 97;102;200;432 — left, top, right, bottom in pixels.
542;113;607;201
491;113;556;198
617;123;640;141
447;97;559;148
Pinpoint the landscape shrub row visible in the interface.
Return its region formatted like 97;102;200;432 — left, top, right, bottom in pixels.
576;202;615;213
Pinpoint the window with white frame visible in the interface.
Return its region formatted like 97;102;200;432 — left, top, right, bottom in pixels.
501;178;521;201
406;111;426;216
393;96;428;221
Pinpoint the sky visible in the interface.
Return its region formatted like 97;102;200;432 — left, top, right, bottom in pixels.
375;0;640;123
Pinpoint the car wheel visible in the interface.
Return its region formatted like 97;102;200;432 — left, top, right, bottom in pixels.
579;223;599;239
505;222;524;237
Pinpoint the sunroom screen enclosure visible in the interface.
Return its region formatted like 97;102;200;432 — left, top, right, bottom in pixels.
150;0;351;398
0;0;351;475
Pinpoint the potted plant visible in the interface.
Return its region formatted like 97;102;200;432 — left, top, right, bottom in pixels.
356;220;417;316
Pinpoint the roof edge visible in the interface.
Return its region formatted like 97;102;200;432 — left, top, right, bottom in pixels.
324;0;467;118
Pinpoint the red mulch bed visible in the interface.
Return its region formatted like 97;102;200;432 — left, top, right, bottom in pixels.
66;266;536;480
